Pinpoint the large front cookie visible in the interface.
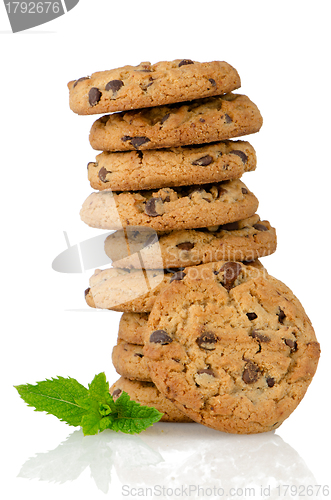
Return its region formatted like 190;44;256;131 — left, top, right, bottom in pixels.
144;263;320;434
68;59;240;115
110;377;193;423
88;140;256;192
105;214;276;269
80;179;259;231
85;260;264;313
89;94;263;151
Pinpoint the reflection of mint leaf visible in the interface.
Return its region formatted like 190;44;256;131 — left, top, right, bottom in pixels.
15;377;88;427
15;373;163;436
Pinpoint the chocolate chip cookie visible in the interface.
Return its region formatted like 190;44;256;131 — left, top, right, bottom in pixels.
112;340;151;382
88;140;256;192
89;94;262;152
143;262;320;434
110;377;193;423
118;313;148;345
80;179;259;231
68;59;240;115
85;260;265;313
105;214;276;269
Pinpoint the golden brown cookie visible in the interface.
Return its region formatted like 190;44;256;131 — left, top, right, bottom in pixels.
88;140;256;192
85;260;265;313
68;59;240;115
110;377;193;423
89;94;262;151
105;215;276;269
143;263;320;434
112;340;151;382
80;179;259;232
118;313;148;345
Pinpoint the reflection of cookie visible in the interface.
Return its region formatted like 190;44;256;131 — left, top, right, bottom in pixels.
112;340;151;382
106;215;276;269
110;377;193;423
118;313;148;345
144;263;320;434
88;140;256;192
80;179;259;232
85;260;265;313
89;94;262;152
68;59;240;115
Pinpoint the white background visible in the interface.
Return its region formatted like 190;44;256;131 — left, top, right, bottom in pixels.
1;1;331;498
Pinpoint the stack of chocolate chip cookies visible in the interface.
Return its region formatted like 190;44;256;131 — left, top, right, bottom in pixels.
68;59;320;432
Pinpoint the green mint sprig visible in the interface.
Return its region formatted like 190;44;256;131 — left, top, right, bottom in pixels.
15;372;163;435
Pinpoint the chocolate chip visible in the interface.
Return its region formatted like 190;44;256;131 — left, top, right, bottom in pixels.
176;242;195;251
134;353;144;358
122;136;132;142
170;271;186;283
160;113;170;124
220;262;242;291
73;76;89;88
253;223;268;232
220;221;240;231
209;78;216;87
225;114;232;123
267;377;275;387
246;312;258;320
89;87;102;106
197;369;215;376
112;389;122;398
242;188;248;194
196;332;218;350
105;79;124;93
217;187;228;197
145;197;164;217
284;339;298;352
277;309;286;324
242;361;260;384
199;118;205;123
192;155;213;166
229;150;248;164
131;137;150;149
149;330;173;345
250;330;270;342
98;167;110;183
178;59;194;67
84;287;90;297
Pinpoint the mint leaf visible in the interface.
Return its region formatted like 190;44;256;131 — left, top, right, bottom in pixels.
81;412;102;436
15;377;88;427
87;372;116;411
110;391;163;434
15;373;163;435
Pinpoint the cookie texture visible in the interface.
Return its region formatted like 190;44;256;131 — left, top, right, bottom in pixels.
143;263;320;434
110;377;193;423
112;340;151;382
89;94;262;152
118;312;148;345
88;140;256;192
85;267;168;312
68;59;240;115
105;214;276;269
85;260;265;313
80;179;259;232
